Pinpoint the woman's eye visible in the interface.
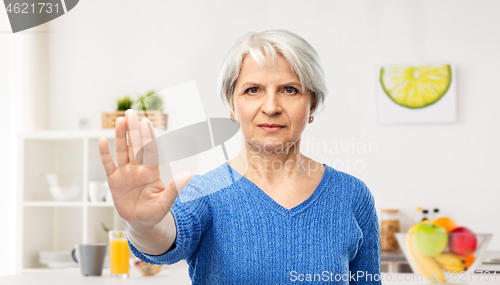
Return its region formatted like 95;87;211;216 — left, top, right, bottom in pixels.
245;87;259;94
284;87;298;94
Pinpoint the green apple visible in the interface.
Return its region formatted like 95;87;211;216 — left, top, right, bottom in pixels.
412;222;448;256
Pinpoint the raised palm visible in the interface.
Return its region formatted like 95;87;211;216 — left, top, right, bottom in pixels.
99;109;192;228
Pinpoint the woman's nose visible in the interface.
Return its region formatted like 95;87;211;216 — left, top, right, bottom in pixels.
261;92;282;116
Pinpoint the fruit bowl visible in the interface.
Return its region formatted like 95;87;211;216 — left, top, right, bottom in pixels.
130;256;166;276
395;232;492;283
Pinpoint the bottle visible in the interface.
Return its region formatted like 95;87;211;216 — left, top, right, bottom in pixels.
380;209;400;251
422;209;429;221
414;207;423;224
432;208;440;221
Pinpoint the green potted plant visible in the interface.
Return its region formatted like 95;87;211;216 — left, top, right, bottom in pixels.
134;89;164;112
116;95;135;111
101;90;168;130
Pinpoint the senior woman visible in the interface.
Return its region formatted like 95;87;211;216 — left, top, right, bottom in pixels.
99;29;381;284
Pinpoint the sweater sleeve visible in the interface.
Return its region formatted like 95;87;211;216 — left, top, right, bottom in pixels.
127;176;213;265
348;181;382;284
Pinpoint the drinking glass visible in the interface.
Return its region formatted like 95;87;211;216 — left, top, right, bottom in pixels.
109;230;130;278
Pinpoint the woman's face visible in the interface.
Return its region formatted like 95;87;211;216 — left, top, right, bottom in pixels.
231;53;316;154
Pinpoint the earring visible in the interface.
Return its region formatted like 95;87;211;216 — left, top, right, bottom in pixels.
231;118;235;123
309;116;314;123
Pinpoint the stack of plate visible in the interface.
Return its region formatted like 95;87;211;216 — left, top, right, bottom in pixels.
39;251;78;268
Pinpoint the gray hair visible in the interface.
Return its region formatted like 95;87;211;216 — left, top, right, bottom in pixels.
217;29;328;116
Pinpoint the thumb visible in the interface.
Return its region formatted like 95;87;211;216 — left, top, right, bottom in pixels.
171;171;194;195
158;171;193;211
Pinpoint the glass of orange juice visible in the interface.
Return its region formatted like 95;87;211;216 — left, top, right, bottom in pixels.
109;230;130;278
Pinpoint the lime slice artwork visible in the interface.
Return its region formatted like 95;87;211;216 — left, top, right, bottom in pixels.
380;65;452;109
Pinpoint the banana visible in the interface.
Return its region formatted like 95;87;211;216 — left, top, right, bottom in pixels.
440;264;466;273
433;253;466;268
407;223;447;283
406;225;428;276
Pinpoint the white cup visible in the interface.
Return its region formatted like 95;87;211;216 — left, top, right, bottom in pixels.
88;181;106;202
103;182;113;204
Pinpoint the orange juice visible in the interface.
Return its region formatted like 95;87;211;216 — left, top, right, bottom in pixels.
110;239;130;276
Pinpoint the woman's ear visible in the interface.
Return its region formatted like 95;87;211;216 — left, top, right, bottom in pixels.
310;96;318;115
230;108;236;120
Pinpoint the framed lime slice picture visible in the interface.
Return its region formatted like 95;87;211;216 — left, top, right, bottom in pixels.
380;64;452;109
376;64;456;124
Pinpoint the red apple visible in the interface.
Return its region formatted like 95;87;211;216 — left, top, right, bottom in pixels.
449;227;477;256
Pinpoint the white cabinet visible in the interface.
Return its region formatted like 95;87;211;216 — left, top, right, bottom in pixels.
380;261;412;273
380;249;412;273
17;130;166;271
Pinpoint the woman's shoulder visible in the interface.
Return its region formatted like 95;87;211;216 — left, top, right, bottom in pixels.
324;164;368;190
323;164;373;202
324;165;376;226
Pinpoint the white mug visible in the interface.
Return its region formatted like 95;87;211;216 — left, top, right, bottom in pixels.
103;181;113;203
88;181;107;202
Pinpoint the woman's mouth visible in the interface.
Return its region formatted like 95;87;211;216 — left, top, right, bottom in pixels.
258;124;285;132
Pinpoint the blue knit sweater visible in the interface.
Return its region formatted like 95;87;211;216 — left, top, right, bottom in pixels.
128;162;381;284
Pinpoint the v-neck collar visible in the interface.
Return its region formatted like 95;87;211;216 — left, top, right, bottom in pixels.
225;162;330;217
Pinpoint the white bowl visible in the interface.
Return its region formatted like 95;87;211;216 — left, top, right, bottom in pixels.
49;186;80;201
42;173;81;201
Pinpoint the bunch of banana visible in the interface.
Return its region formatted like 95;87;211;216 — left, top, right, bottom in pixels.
406;223;447;283
433;253;467;273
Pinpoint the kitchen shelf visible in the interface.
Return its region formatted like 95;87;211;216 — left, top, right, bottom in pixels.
87;202;115;207
23;201;84;207
22;207;82;269
17;129;168;271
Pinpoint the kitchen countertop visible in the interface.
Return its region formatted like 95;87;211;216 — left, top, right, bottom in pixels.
0;260;191;285
2;252;500;284
1;266;499;284
382;249;500;267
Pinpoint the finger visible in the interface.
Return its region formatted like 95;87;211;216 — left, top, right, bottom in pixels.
98;137;117;176
126;109;143;164
140;118;159;166
115;117;129;167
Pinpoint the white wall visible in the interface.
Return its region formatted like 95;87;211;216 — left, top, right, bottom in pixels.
1;9;49;275
3;0;496;268
0;10;12;275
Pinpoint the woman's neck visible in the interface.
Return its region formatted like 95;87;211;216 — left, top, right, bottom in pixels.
228;139;320;183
